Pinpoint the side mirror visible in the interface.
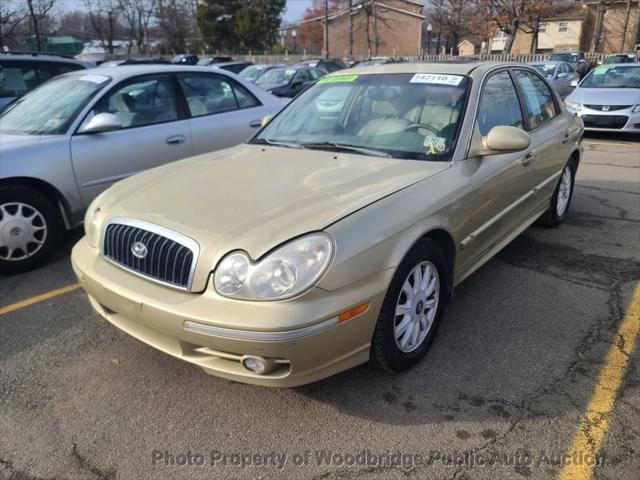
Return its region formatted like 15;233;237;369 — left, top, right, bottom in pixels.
557;72;568;79
483;126;530;152
570;79;579;87
79;113;122;134
261;115;272;127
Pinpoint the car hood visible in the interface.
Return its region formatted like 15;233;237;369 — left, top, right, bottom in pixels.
569;87;640;105
96;144;450;290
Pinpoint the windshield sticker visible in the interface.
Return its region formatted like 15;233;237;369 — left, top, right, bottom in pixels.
593;66;612;75
424;135;447;155
410;73;463;86
79;74;109;84
317;74;359;84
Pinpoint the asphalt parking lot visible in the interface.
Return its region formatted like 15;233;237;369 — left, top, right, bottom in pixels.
1;133;639;480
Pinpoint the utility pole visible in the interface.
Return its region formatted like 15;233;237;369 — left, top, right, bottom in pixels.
324;0;329;58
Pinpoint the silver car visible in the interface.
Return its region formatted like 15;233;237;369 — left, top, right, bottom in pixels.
564;63;640;132
529;60;579;98
0;65;284;273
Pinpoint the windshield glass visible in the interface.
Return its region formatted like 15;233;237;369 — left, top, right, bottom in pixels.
240;65;265;80
580;65;640;88
603;55;635;64
255;68;296;88
197;58;212;66
0;73;109;135
532;64;557;76
253;73;470;161
551;53;578;63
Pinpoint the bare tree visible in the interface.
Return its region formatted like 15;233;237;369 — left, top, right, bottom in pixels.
26;0;55;51
0;1;27;49
119;0;155;54
84;0;121;54
156;0;191;53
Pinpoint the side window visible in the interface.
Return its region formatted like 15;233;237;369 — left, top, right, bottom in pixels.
295;69;312;83
309;68;324;80
177;73;239;117
54;63;86;75
93;74;177;128
0;62;53;98
514;70;557;129
229;79;260;108
476;71;524;136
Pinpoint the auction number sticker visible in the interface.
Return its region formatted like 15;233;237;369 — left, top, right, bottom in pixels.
79;75;110;84
410;73;463;86
318;74;359;84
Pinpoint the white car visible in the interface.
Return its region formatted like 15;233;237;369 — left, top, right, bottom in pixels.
564;63;640;132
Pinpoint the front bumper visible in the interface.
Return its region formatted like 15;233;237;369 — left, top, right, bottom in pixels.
71;238;393;387
569;106;640;133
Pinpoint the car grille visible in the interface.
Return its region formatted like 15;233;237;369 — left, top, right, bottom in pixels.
583;104;631;112
581;115;629;129
103;222;196;289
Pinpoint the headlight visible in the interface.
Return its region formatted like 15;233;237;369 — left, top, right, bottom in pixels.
213;233;334;301
564;99;582;112
632;105;640;113
84;206;103;248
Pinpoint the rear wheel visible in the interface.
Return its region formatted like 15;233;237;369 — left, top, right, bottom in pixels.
538;161;576;227
0;186;62;274
371;239;448;372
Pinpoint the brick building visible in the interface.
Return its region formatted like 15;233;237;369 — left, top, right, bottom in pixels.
326;0;425;57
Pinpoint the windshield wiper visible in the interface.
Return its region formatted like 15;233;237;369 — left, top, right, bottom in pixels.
299;142;391;158
251;138;301;149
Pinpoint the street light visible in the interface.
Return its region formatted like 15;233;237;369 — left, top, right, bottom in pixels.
426;23;432;55
291;29;297;54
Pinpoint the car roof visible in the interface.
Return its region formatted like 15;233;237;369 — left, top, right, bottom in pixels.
345;61;508;77
70;64;246;81
0;52;87;65
213;61;251;67
529;60;562;65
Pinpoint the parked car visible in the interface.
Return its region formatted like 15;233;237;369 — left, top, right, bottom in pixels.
549;51;593;77
239;64;285;83
529;60;579;97
171;54;199;65
296;58;347;72
0;52;91;108
602;53;638;64
197;56;234;66
357;57;405;67
255;65;326;98
564;63;640;133
0;65;284;272
212;61;254;75
71;62;582;386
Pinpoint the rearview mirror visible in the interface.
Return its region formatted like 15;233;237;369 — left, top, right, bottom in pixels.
261;115;272;127
79;113;123;134
483;126;530;152
570;79;579;87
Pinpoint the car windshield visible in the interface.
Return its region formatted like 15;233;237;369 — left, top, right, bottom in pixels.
603;55;635;64
240;65;266;80
580;65;640;88
0;73;109;135
253;72;470;161
532;64;557;76
551;53;578;62
255;68;296;88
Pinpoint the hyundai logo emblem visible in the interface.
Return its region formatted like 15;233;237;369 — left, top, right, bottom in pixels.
131;241;148;259
601;105;610;112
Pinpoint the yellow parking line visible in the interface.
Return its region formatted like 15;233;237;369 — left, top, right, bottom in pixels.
0;283;81;316
557;284;640;480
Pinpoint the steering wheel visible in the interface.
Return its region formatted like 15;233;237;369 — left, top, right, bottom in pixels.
403;123;443;137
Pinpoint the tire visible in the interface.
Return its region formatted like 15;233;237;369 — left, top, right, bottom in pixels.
537;160;576;227
0;186;63;274
371;238;449;372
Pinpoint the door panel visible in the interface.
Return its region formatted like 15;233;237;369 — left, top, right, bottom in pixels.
71;74;191;205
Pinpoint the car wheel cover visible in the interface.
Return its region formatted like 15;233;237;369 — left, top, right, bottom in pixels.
394;260;440;353
556;166;572;217
0;202;48;261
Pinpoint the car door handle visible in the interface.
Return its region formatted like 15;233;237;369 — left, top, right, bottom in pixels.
165;135;185;145
249;120;262;128
522;151;535;166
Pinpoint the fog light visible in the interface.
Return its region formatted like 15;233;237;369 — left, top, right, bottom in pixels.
241;355;274;375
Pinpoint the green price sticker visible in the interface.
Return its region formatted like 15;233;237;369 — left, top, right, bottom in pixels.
317;74;359;84
593;66;612;75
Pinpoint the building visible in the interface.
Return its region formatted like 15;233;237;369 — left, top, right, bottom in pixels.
26;36;84;55
326;0;425;57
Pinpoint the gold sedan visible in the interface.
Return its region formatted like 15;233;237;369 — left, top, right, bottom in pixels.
72;63;583;386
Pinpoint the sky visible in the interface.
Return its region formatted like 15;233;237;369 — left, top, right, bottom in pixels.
61;0;313;22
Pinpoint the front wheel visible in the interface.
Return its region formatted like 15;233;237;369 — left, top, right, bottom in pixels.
371;239;448;372
538;161;575;227
0;186;62;274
